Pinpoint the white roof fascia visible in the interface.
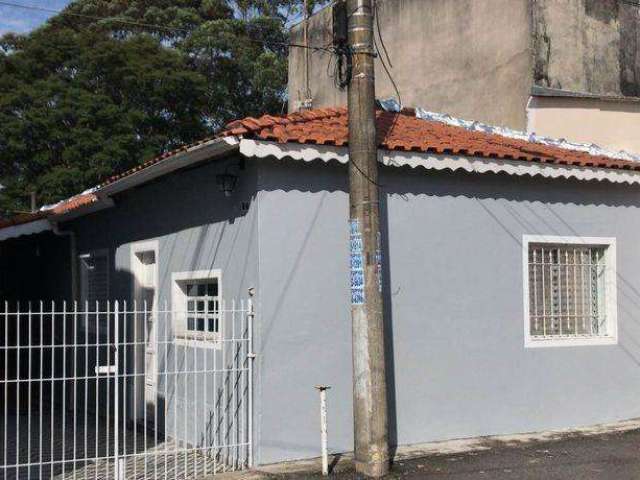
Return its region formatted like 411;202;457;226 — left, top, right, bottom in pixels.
0;137;241;240
239;139;640;186
52;197;116;223
0;219;52;242
98;136;240;198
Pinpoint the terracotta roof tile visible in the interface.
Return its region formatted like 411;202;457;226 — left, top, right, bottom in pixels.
0;193;98;230
50;193;98;215
4;107;640;232
218;108;640;172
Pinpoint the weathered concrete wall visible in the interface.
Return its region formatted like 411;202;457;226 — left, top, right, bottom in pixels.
291;1;640;132
289;0;533;129
527;95;640;153
532;0;640;96
256;157;640;464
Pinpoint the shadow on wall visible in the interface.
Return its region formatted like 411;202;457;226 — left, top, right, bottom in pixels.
256;157;640;451
68;157;255;252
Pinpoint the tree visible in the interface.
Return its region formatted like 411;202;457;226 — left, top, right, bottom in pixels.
0;0;329;213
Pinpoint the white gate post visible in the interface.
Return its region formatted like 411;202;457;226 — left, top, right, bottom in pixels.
114;301;124;480
247;289;256;468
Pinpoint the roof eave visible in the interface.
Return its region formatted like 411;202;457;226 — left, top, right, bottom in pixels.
52;197;116;224
240;139;640;186
0;136;241;240
0;219;52;242
98;136;240;198
531;85;640;104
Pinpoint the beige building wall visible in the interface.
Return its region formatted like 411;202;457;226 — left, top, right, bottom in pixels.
290;1;640;155
527;96;640;154
289;0;533;130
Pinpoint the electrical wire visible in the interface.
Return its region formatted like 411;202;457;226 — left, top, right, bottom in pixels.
372;0;401;109
374;0;392;68
0;0;337;53
0;0;189;34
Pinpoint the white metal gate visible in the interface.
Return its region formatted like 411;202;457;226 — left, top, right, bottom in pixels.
0;299;254;479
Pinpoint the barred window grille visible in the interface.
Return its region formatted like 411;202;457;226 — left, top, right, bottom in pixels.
186;281;220;334
172;270;223;344
527;243;610;340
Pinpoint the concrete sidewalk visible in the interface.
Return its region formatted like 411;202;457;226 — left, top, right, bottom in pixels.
217;419;640;479
277;428;640;479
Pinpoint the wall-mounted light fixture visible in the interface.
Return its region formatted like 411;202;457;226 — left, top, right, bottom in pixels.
216;171;238;197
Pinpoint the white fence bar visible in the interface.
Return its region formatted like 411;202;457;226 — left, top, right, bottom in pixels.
0;299;253;479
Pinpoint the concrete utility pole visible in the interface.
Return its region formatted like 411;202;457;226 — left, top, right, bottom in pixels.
346;0;390;477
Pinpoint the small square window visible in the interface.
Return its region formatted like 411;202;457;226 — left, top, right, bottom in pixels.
523;236;617;348
173;272;221;344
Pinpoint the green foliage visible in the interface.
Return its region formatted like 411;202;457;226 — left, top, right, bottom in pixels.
0;0;329;213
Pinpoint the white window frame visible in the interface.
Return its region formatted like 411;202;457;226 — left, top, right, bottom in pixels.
522;235;618;348
171;269;222;349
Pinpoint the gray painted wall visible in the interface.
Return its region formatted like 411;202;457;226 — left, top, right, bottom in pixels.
68;156;258;308
66;156;259;450
255;157;640;464
12;152;640;466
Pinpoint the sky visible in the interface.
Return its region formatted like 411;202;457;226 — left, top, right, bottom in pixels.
0;1;325;36
0;1;72;36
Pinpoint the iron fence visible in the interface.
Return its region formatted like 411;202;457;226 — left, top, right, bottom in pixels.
0;299;254;479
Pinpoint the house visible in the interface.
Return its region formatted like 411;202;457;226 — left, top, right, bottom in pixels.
3;106;640;476
289;0;640;154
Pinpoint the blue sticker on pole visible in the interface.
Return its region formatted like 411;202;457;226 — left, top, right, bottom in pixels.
351;288;365;305
350;219;365;305
376;231;383;293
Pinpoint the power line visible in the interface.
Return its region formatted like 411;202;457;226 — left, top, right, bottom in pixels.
0;0;187;34
0;0;337;53
373;0;401;108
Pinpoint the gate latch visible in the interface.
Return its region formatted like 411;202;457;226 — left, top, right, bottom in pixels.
95;365;117;375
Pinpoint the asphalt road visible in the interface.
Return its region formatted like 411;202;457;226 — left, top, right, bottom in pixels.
274;428;640;479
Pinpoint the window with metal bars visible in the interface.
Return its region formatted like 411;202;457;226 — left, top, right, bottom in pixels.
524;236;617;347
185;281;220;335
171;270;222;345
